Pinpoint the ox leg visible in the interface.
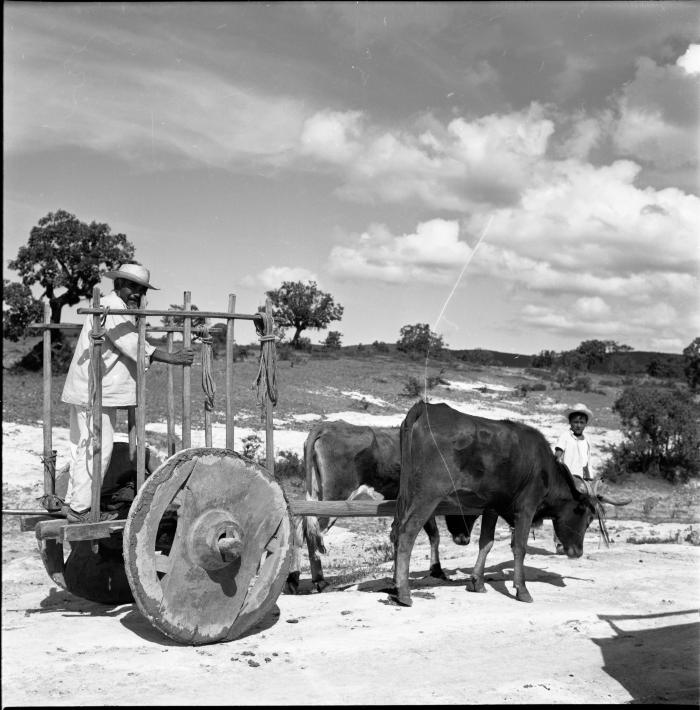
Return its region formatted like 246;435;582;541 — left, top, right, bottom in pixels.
511;514;534;603
284;516;304;594
424;516;447;580
465;509;498;594
304;516;330;592
392;499;439;607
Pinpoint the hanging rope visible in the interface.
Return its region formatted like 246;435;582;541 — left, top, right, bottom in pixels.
254;312;278;415
200;325;216;412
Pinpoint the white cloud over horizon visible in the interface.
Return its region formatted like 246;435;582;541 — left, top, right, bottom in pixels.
4;5;697;353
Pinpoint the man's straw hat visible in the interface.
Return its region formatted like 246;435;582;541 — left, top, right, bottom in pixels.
104;263;159;290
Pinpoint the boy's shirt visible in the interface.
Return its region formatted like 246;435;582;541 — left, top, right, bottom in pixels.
555;428;592;479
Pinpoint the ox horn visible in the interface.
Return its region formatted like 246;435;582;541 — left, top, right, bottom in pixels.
593;478;631;506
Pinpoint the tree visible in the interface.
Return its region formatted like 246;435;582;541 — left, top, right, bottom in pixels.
2;280;44;341
396;323;445;357
603;385;700;481
323;330;342;350
683;337;700;392
575;339;607;371
6;210;134;326
266;281;344;348
161;303;205;330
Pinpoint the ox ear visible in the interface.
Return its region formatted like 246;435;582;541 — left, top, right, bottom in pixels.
592;479;631;506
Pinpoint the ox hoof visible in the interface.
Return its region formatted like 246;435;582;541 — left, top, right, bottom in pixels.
313;579;330;593
465;577;486;594
515;587;533;603
284;571;300;595
428;563;447;580
394;590;413;607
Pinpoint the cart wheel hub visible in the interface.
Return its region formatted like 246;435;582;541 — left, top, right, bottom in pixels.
188;509;244;570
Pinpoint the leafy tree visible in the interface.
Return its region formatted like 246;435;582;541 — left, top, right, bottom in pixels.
603;385;700;481
396;323;445;358
532;349;556;368
575;339;607;371
6;210;135;326
161;303;205;330
2;280;44;341
323;330;342;350
603;340;633;353
266;281;344;348
683;337;700;392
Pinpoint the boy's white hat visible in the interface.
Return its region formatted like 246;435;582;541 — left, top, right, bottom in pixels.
104;262;159;290
566;403;593;422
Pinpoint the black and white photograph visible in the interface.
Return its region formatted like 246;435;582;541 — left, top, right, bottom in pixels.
3;1;699;705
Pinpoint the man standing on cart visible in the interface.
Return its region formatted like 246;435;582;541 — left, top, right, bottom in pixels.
61;262;194;523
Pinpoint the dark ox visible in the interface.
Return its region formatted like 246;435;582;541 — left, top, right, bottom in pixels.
391;402;629;605
286;420;473;593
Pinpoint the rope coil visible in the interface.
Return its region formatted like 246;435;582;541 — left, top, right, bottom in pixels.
200;326;216;412
253;313;278;412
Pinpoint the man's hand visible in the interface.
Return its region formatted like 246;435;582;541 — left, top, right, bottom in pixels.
152;347;196;366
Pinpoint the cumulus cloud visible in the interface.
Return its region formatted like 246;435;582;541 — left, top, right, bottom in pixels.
611;52;699;170
242;266;318;290
327;219;472;284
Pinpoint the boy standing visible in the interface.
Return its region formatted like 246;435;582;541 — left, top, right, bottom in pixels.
553;403;594;552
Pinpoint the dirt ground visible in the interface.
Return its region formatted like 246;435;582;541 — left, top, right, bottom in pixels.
2;508;699;706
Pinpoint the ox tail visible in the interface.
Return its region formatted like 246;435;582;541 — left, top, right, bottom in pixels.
303;427;327;555
392;401;422;545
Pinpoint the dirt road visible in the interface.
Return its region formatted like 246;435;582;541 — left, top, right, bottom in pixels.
2;514;698;706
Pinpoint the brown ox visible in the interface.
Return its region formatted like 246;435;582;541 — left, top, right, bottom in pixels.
391;402;629;605
286;420;474;593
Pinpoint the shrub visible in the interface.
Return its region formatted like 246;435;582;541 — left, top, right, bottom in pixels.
569;375;592;392
275;449;304;480
604;385;700;481
323;330;342;350
401;376;423;398
241;433;263;461
372;340;390;353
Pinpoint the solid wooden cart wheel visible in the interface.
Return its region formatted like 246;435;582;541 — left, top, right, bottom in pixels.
123;448;293;645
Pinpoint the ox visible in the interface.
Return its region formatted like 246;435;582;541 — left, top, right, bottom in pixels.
391;401;629;605
286;420;474;593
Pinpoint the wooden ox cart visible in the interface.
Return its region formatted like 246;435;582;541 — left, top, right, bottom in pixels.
7;286;466;645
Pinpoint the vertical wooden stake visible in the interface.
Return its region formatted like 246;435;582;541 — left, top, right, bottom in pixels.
204;318;212;448
90;287;103;524
128;407;136;461
136;302;147;492
42;302;57;504
182;291;192;449
225;294;236;451
265;298;274;477
166;330;176;456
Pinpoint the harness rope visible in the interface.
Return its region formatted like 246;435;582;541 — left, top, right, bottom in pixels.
253;313;278;415
199;326;216;412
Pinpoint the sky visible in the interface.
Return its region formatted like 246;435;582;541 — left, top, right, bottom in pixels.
4;1;699;355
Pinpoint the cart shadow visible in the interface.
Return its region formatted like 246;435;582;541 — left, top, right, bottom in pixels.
27;586;133;618
118;603;284;646
592;610;700;705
